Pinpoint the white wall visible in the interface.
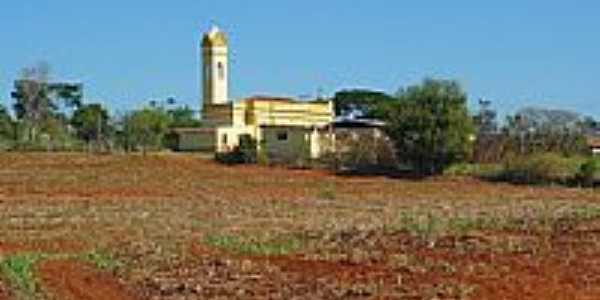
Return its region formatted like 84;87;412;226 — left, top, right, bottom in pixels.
202;46;229;105
215;126;252;153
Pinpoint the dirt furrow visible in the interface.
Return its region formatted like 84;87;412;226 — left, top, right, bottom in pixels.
38;260;139;300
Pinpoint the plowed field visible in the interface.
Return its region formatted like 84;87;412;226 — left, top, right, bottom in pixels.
1;153;600;299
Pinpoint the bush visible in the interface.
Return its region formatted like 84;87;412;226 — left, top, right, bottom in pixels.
577;158;600;187
214;149;246;165
215;135;258;165
325;133;398;175
499;153;583;185
444;163;502;178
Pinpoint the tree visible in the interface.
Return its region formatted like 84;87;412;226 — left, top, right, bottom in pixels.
503;107;587;156
122;107;170;154
333;89;395;118
0;104;14;141
383;78;475;175
472;99;502;163
71;103;110;149
473;98;498;134
167;105;202;128
10;62;82;142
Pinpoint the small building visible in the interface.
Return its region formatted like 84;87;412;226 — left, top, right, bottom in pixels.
168;128;215;152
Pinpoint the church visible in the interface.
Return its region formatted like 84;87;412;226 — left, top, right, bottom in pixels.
174;27;335;161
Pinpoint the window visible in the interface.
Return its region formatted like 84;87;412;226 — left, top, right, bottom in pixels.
217;62;225;80
222;134;228;145
277;131;288;141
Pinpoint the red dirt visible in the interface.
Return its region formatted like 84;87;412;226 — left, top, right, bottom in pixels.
408;248;600;300
256;254;389;282
38;260;140;300
0;240;87;256
186;230;600;299
0;281;9;300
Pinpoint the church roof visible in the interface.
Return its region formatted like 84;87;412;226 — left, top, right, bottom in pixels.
202;26;228;48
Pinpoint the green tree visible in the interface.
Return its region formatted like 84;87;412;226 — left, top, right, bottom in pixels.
333;89;395;118
71;103;110;148
167;105;202;128
383;78;475;175
0;104;14;142
10;62;83;142
122;108;170;154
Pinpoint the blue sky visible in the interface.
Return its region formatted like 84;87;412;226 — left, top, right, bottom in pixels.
1;1;598;118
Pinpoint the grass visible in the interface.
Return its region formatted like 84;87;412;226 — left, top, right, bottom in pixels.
391;203;600;239
0;253;43;298
0;249;121;299
204;234;303;256
82;250;122;271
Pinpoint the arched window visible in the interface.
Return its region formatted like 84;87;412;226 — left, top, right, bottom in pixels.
217;62;225;80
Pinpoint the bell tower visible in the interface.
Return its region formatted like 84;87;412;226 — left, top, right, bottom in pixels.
201;26;229;107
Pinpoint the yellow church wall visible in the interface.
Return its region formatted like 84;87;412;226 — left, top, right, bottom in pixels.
210;98;334;157
261;126;311;162
242;99;334;128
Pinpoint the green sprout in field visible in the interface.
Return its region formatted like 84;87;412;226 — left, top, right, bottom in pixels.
82;249;122;271
0;253;44;298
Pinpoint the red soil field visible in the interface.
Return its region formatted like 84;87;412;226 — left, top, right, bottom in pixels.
38;260;139;300
1;153;600;299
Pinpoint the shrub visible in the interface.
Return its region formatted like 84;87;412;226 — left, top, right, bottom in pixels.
577;158;600;187
326;133;398;175
238;135;258;164
215;135;258;165
500;153;583;185
256;147;270;166
444;163;502;178
214;148;246;165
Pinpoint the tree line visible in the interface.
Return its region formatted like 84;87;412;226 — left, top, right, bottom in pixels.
333;79;599;177
2;62;599;181
0;63;202;152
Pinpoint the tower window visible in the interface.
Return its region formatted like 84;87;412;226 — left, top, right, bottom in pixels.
218;62;225;80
